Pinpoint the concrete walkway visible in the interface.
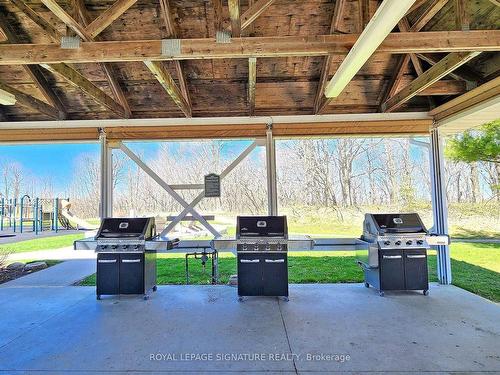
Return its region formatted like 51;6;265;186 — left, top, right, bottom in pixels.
0;259;95;287
0;283;498;374
7;246;96;261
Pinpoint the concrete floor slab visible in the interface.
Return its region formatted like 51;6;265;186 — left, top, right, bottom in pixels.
0;283;498;374
0;259;95;287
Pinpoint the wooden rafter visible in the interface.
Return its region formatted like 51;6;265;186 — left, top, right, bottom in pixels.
382;52;481;112
454;0;470;31
9;0;61;40
211;0;223;35
40;0;92;40
416;53;484;83
158;0;192;117
41;63;127;117
248;57;256;115
241;0;275;31
0;26;6;41
144;61;191;117
314;0;346;114
359;0;371;31
0;12;66;118
0;31;499;65
406;0;430;15
85;0;137;38
27;0;130;117
380;0;450;111
0;81;60;119
410;0;450;31
72;0;131;117
228;0;241;37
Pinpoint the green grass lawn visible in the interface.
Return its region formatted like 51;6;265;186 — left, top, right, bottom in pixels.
80;242;500;302
0;233;85;254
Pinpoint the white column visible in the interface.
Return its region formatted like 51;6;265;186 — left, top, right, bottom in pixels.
265;124;278;215
99;129;113;218
430;127;451;284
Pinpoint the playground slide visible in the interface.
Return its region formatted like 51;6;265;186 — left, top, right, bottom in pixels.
59;200;98;230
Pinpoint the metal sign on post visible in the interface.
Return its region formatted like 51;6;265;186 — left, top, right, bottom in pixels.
204;173;221;198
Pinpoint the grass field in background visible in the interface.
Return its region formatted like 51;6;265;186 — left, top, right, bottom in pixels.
0;233;85;253
80;242;500;303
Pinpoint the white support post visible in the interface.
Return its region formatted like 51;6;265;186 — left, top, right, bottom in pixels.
99;129;113;219
430;127;452;284
265;124;278;215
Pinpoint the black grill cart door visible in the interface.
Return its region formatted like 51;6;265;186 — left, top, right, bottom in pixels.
379;250;405;290
237;254;263;296
119;253;144;294
262;254;288;297
404;250;429;291
97;253;120;296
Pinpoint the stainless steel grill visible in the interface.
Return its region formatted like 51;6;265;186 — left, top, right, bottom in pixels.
357;213;446;296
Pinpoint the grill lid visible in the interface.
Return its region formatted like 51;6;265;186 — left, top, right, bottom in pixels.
236;216;288;239
95;217;156;240
368;213;427;234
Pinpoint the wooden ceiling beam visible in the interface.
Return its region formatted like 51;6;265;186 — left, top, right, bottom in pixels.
41;63;127;117
248;57;256;115
314;0;346;114
0;31;499;65
0;12;66;118
430;76;500;121
84;0;137;38
158;0;191;117
241;0;275;31
410;0;450;31
144;61;191;117
0;81;60;119
418;80;466;95
228;0;241;37
382;51;481;112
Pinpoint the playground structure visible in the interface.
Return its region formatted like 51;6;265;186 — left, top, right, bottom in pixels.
0;196;97;235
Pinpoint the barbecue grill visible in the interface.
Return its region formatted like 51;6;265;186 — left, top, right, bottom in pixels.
75;217;178;300
236;216;290;301
357;213;447;296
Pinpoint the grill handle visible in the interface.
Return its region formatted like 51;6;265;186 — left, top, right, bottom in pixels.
382;255;402;259
407;254;426;259
98;259;117;263
122;259;141;263
240;259;260;263
265;259;285;263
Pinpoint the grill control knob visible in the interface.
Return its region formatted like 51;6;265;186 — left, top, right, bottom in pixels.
395;240;401;246
384;241;391;246
417;240;424;245
406;240;413;246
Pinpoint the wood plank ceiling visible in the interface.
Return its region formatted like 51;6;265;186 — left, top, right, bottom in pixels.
0;0;498;122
